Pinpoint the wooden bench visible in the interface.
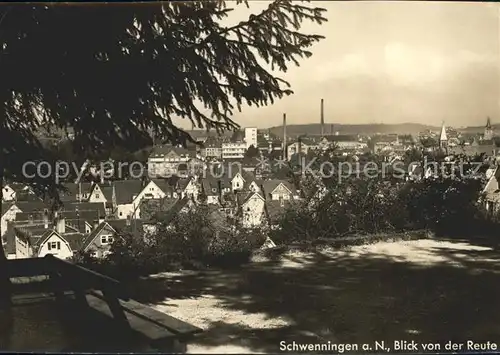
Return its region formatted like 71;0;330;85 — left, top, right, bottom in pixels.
5;255;202;352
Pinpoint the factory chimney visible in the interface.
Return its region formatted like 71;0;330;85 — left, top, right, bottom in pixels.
320;99;325;137
283;113;287;160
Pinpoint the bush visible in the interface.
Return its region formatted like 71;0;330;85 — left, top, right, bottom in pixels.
83;207;268;277
204;228;265;269
271;175;494;244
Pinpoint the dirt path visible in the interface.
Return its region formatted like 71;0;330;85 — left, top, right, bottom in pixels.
139;238;500;353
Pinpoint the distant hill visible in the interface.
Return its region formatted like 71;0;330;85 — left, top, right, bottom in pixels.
458;124;500;134
266;123;439;138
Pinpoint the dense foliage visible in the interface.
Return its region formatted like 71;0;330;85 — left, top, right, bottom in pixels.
271;175;493;244
74;207;266;277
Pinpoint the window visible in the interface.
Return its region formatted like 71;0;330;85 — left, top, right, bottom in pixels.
96;193;100;198
48;241;60;250
91;251;98;258
119;212;123;216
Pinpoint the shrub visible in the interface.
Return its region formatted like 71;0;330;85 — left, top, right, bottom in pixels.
271;174;492;244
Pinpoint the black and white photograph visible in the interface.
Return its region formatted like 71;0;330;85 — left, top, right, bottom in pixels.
1;0;500;353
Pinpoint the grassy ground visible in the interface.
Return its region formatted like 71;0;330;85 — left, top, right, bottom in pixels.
128;237;500;353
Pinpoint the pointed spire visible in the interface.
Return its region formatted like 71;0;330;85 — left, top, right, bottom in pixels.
439;121;447;142
486;117;492;129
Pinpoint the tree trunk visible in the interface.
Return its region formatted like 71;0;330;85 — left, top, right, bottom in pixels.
0;166;12;309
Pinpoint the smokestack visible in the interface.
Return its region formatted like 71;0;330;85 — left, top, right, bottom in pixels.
320;99;324;137
283;113;287;160
330;124;334;135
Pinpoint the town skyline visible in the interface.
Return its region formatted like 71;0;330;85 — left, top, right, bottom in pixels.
178;1;500;130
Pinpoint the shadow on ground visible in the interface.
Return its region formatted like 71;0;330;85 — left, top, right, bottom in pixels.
127;237;500;353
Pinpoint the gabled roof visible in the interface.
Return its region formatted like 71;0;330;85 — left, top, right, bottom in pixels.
15;201;49;213
60;182;93;201
483;165;500;195
6;183;32;194
152;197;194;225
178;177;194;191
65;219;92;233
201;179;219;196
151;178;177;195
14;224;49;245
27;228;86;252
260;180;295;197
105;218;145;239
63;202;106;215
99;185;114;201
15;211;47;223
113;180;144;204
87;183;113;200
1;202;15;218
63;232;87;251
82;221;117;250
237;191;265;206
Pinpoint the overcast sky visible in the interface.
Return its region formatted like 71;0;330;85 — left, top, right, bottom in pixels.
205;1;500;129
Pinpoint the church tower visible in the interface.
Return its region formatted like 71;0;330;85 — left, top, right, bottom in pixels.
484;117;493;141
439;121;448;152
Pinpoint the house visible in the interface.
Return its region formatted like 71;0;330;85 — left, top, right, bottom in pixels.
60;182;94;202
87;182;114;211
148;145;196;178
448;140;497;158
81;221;120;259
2;185;16;201
152;178;180;199
138;180;168;200
142;197;196;234
1;203;21;237
201;179;220;205
237;192;266;228
482;166;500;214
13;200;49;214
113;180;144;219
287;138;317;160
320;135;367;151
14;217;85;260
221;128;258;159
201;137;223;159
178;177;200;200
261;180;297;201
